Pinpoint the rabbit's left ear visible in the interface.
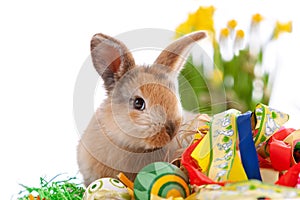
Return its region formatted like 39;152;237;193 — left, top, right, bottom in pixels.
154;31;206;73
90;33;135;92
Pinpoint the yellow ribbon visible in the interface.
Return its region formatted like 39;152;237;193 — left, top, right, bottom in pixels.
254;103;289;147
191;109;247;182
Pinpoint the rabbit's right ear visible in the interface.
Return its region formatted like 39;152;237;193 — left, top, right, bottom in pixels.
91;33;135;92
154;31;206;73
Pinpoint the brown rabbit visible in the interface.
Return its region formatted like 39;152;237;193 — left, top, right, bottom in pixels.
77;31;207;186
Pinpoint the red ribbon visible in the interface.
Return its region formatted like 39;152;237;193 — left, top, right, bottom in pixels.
272;128;295;141
182;127;300;187
259;128;296;171
269;137;291;171
276;162;300;187
181;140;226;186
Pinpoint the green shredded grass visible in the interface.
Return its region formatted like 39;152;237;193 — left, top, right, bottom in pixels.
17;174;85;200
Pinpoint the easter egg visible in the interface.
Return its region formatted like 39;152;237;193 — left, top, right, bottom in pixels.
83;177;131;200
134;162;190;200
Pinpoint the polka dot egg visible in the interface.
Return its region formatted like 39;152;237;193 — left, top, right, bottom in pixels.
134;162;190;200
83;178;131;200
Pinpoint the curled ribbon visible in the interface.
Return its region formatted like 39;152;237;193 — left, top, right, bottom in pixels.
182;103;291;186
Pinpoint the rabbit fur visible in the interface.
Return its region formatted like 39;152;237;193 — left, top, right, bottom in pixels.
77;31;207;186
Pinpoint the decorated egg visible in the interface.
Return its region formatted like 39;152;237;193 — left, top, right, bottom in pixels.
83;177;131;200
134;162;190;200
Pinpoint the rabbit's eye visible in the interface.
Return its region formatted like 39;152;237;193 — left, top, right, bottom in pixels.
133;97;145;111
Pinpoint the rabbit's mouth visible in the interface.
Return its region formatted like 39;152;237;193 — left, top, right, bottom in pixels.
145;121;179;148
143;146;162;153
145;131;171;148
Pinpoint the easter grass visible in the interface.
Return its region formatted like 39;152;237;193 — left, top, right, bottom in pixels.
17;174;85;200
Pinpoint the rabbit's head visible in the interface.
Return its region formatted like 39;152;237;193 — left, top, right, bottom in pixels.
91;32;206;151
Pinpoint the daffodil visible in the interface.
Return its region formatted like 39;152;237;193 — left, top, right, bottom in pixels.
194;6;215;33
175;20;192;38
273;21;292;39
175;13;196;37
175;6;215;38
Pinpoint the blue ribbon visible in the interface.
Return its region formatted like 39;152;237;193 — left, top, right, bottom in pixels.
237;111;262;180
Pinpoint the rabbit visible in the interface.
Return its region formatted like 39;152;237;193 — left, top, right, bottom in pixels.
77;31;207;186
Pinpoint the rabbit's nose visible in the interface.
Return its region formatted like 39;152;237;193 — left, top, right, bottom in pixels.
165;121;177;138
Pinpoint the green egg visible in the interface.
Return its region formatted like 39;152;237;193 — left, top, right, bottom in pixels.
134;162;190;200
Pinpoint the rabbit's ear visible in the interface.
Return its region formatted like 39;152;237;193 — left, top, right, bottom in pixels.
154;31;206;73
91;33;135;91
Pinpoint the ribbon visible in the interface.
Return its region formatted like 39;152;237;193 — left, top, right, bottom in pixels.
181;140;225;186
237;111;262;180
181;103;292;187
269;138;291;171
253;103;289;147
191;109;247;182
258;128;299;172
276;162;300;187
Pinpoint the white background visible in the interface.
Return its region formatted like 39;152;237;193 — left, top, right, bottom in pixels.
1;0;299;199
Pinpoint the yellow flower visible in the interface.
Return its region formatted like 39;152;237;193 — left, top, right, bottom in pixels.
273;21;292;39
249;14;263;56
227;19;237;29
175;13;196;37
235;29;245;39
219;28;233;61
175;6;215;38
175;22;192;37
194;6;215;33
187;13;197;28
233;29;245;55
227;19;238;39
251;13;264;24
220;28;230;38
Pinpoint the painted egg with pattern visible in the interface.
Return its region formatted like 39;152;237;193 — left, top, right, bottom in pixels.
134;162;190;200
83;177;131;200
